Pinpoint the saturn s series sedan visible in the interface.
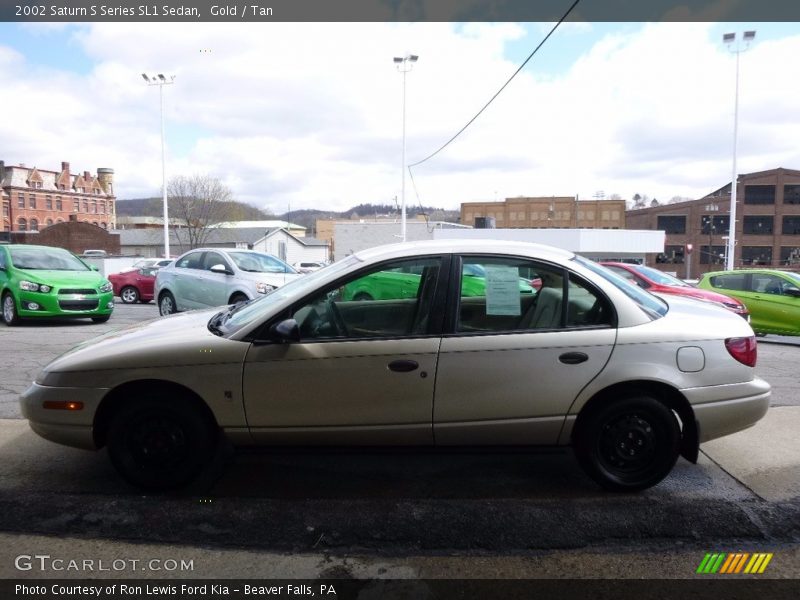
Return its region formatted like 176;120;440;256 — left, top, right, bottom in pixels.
20;240;770;492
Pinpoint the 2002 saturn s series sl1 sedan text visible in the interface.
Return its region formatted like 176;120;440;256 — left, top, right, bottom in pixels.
20;240;770;492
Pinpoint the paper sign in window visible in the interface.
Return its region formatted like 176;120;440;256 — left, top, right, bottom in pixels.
484;265;521;315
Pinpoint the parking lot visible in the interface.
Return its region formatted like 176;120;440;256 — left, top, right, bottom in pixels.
0;301;799;578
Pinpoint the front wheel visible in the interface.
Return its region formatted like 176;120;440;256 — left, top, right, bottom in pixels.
120;286;139;304
159;291;177;316
106;396;217;490
573;395;681;492
2;293;21;326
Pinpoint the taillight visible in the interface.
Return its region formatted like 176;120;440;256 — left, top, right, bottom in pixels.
725;336;757;367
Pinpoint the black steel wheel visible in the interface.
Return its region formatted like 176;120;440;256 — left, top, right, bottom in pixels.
574;395;681;492
106;395;217;490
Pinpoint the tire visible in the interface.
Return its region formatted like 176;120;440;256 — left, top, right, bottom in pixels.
229;293;249;305
353;292;373;301
573;395;681;492
106;395;218;490
159;291;177;316
2;293;20;326
120;286;140;304
92;316;111;324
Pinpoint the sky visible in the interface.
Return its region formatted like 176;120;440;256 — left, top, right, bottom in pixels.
1;20;799;215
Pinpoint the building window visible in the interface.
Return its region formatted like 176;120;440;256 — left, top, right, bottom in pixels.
743;215;773;235
744;185;775;205
3;204;8;217
656;215;686;234
784;185;800;205
46;195;53;210
700;245;726;265
741;246;772;266
108;183;112;194
73;201;79;212
92;201;97;213
100;201;106;214
30;218;39;232
700;215;730;235
656;245;685;264
101;222;107;229
17;193;24;208
781;246;800;266
29;194;36;209
18;218;27;231
783;216;800;235
82;200;88;213
45;219;53;227
56;196;62;210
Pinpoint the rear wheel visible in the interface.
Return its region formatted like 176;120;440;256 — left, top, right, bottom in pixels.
2;293;20;326
574;395;681;492
120;286;139;304
106;395;217;490
159;291;177;316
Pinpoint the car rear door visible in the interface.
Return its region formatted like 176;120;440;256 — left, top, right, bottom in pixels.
433;255;616;446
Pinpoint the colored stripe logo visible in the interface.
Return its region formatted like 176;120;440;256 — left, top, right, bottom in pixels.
696;552;773;574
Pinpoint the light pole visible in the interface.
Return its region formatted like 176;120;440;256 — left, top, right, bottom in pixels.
142;73;176;258
722;30;755;271
393;54;418;242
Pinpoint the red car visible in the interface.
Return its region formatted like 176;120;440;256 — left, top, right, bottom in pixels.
108;267;158;304
601;262;750;320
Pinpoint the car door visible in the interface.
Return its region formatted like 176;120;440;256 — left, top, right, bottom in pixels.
200;251;234;307
434;255;616;445
242;256;447;445
172;250;206;309
747;272;800;334
136;268;157;299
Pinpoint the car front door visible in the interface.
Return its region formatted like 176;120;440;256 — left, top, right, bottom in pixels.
200;251;234;307
747;272;800;334
434;255;616;445
242;256;447;445
173;251;206;309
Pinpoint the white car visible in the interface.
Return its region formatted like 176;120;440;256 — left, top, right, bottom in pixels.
293;260;328;274
21;240;769;491
155;248;299;315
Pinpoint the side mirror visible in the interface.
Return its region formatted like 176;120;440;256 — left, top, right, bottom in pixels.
210;264;232;275
268;318;300;343
90;265;99;271
784;288;800;298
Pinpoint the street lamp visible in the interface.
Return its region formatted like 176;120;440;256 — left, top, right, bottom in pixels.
722;30;755;271
393;54;418;242
142;72;176;258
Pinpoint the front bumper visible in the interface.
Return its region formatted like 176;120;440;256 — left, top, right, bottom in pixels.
683;377;771;443
20;382;109;450
16;290;114;318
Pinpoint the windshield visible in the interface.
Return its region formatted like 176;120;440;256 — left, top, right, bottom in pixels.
634;264;690;287
575;256;667;319
9;247;90;271
215;255;362;336
783;272;800;287
228;251;298;274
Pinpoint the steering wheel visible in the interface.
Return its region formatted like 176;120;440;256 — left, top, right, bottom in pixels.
325;299;348;337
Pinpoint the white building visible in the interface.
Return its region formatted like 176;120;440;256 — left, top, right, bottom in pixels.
334;220;470;261
251;229;329;265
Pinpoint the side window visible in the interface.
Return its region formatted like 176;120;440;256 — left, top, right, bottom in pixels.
176;252;204;270
456;257;612;334
709;273;747;291
751;274;790;295
605;266;641;287
291;257;442;340
203;252;230;271
0;250;5;270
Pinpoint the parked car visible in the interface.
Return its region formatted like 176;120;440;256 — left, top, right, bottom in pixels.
601;262;750;320
21;240;769;492
108;267;159;303
81;249;109;257
1;244;114;325
697;269;800;336
131;258;174;270
155;248;300;315
293;261;328;274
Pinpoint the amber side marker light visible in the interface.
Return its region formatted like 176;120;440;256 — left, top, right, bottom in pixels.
43;401;84;411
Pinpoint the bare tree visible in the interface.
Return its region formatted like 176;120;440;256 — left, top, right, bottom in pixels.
168;175;234;249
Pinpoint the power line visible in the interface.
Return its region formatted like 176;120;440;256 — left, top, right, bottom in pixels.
408;0;581;170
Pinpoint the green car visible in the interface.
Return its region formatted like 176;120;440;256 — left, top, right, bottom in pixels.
697;269;800;336
342;263;535;301
0;244;114;326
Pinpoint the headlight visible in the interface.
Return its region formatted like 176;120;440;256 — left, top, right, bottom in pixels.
20;281;50;293
99;282;113;293
256;283;277;295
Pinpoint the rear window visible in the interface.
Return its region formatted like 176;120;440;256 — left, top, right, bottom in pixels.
575;256;667;319
708;273;747;291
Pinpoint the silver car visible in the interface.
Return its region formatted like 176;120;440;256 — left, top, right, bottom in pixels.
155;248;299;315
21;240;769;491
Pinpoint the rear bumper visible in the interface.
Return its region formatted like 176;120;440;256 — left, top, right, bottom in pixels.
684;377;771;443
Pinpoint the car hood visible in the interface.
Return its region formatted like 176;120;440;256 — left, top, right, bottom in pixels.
40;309;249;378
17;270;106;287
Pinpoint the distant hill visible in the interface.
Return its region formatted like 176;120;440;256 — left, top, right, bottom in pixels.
117;197;272;221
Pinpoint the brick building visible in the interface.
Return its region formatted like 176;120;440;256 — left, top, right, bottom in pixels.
461;197;626;230
0;161;116;233
625;167;800;278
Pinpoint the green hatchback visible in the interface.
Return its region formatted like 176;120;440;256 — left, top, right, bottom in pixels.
697;269;800;336
0;244;114;326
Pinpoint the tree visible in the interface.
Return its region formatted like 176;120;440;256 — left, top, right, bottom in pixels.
650;198;660;207
168;174;234;249
632;193;645;209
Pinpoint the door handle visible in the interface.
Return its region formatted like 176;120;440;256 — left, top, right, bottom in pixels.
559;352;588;365
388;359;419;372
